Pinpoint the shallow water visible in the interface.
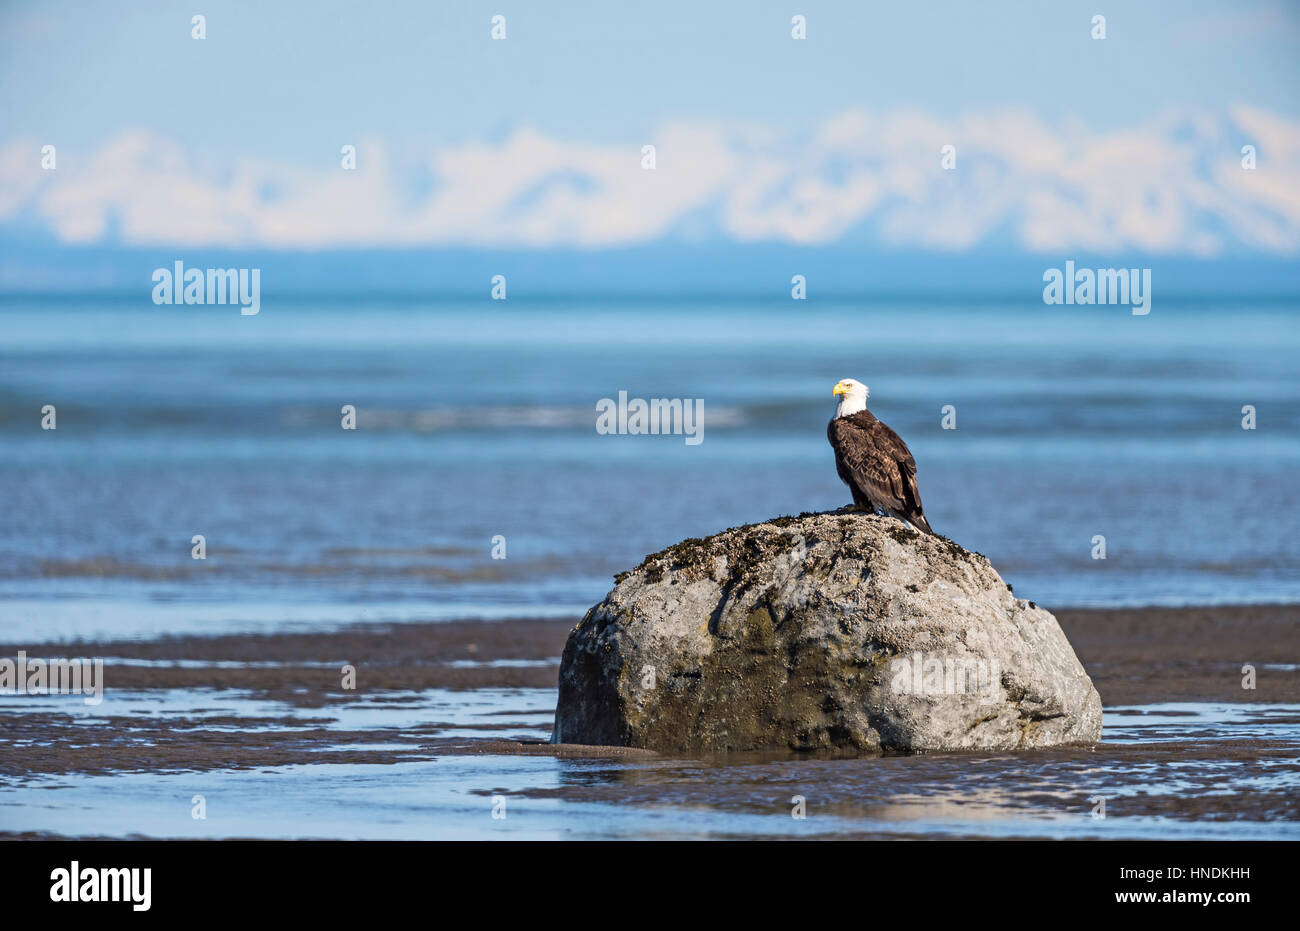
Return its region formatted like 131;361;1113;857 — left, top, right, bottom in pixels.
2;684;1297;839
2;296;1299;640
2;296;1298;839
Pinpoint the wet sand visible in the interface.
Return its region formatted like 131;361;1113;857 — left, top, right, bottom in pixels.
1057;603;1299;705
5;603;1296;705
1;604;1296;839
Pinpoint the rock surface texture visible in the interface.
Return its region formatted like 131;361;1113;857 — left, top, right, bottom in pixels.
553;511;1102;754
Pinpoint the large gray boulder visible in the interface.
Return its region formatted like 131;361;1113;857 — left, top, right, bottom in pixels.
553;511;1102;754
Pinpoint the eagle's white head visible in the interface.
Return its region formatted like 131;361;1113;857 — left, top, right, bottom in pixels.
832;378;869;418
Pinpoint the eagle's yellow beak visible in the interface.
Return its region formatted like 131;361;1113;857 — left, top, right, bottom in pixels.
832;383;847;396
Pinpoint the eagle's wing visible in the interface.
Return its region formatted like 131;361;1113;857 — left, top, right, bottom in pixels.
829;413;922;515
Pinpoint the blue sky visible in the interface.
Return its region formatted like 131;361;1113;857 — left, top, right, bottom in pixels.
2;0;1299;261
5;0;1299;151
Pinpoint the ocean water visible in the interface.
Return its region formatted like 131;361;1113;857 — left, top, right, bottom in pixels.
2;294;1299;640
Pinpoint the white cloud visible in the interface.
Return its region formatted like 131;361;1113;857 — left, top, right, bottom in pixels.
2;108;1298;254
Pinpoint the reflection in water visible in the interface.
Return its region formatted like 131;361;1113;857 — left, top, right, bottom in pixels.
2;688;1296;839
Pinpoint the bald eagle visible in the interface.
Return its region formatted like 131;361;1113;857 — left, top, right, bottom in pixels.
828;378;935;535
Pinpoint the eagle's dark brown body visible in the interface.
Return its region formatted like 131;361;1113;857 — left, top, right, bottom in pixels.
828;409;934;534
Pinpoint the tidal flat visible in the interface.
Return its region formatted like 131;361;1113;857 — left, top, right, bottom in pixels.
1;605;1296;840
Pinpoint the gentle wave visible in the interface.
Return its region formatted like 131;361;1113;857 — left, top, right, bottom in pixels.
282;405;749;431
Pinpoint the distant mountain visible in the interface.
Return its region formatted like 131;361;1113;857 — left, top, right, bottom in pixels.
2;107;1298;265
